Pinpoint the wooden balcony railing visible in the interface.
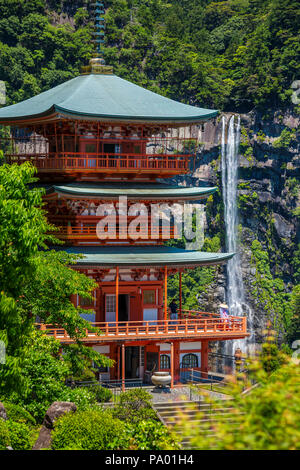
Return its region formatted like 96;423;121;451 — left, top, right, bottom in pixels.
37;315;248;343
5;153;192;174
54;221;177;243
181;309;221;319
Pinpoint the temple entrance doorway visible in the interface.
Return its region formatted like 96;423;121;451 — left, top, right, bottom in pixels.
119;294;129;322
125;346;140;379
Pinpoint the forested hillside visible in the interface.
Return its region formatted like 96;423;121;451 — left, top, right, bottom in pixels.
0;0;299;111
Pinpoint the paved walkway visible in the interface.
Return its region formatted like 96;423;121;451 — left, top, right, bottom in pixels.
142;386;195;403
139;385;231;402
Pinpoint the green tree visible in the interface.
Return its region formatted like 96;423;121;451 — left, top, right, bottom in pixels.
0;163;110;397
0;163;52;394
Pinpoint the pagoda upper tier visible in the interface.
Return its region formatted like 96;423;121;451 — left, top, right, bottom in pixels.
0;71;218;181
0;74;217;124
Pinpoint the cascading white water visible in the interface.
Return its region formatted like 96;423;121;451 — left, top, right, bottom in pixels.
221;115;255;355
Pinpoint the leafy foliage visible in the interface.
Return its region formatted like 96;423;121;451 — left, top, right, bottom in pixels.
127;419;179;450
58;386;98;411
112;388;157;422
89;385;113;403
6;420;31;450
3;402;36;427
286;284;300;345
0;1;298;111
251;239;293;336
6;332;107;422
179;358;300;450
0;163;111;398
51;397;179;450
0;163;54;394
9;332;70;421
51;409;129;450
273;127;297;148
0;419;10;450
103;0;300;111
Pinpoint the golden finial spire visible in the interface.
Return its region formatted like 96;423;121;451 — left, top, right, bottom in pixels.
81;1;113;75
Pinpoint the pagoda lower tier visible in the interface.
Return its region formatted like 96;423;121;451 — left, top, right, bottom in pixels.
39;245;249;387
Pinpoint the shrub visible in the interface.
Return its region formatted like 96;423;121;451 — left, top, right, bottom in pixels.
20;400;50;424
89;385;113;403
7;421;31;450
3;402;36;427
58;387;97;411
51;409;129;450
127;420;179;450
0;419;10;450
113;388;157;423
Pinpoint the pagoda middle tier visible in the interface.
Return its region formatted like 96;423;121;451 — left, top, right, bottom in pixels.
43;182;217;246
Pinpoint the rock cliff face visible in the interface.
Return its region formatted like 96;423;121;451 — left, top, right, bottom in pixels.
171;109;299;345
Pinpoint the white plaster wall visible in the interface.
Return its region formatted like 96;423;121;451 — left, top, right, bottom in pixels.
180;341;202;350
93;345;110;354
158;343;171;351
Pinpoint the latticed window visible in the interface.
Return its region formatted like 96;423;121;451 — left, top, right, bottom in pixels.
106;294;116;313
143;290;156;305
160;354;170;370
182;353;198;368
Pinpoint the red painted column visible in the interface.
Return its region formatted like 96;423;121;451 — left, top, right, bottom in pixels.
201;341;208;379
164;266;168;322
174;341;180;382
158;284;163;321
116;267;119;324
122;343;125;392
117;346;120;381
170;342;174;388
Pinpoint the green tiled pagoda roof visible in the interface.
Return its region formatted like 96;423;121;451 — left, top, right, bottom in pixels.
46;182;217;200
53;246;234;267
0;74;218;124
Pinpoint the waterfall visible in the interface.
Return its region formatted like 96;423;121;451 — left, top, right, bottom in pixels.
221;115;255;355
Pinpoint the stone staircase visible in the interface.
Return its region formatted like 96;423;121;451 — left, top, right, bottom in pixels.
153;400;242;449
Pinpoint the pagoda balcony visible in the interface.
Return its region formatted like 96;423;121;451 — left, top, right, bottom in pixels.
52;219;178;244
4;152;193;178
37;313;248;344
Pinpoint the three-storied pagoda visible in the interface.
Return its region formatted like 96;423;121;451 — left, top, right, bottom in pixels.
0;2;248;388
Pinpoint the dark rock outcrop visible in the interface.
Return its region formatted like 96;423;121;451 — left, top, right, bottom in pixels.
33;401;77;450
43;401;77;430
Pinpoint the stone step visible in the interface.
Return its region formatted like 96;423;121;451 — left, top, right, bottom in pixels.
154;405;213;413
154;400;201;408
158;411;237;421
153;399;240;449
157;406;236;415
161;410;240;420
